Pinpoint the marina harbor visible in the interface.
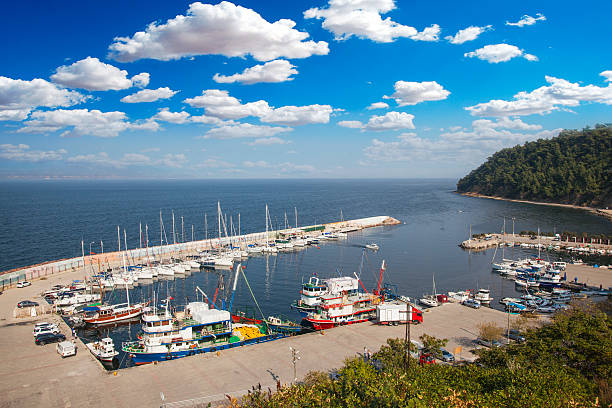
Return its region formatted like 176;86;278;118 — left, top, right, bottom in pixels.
1;204;610;407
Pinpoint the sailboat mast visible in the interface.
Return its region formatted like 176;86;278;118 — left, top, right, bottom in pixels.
265;204;269;247
295;207;298;229
238;213;241;237
217;201;222;244
538;227;541;259
81;239;85;280
172;211;176;245
117;225;121;252
123;229;130;307
139;222;142;249
181;216;184;243
204;213;208;242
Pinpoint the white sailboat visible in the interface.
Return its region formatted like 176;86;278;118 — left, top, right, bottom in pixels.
419;274;440;307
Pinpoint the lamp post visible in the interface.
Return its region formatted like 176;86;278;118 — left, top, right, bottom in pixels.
289;346;300;382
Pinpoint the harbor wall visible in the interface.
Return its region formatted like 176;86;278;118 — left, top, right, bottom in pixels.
0;215;399;289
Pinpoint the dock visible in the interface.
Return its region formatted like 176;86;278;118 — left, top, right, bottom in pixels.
0;215;401;290
0;270;529;408
460;232;612;254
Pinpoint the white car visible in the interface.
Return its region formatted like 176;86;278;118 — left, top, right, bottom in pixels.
33;325;60;337
16;281;31;288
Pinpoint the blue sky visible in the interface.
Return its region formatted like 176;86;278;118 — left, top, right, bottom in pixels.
0;0;610;179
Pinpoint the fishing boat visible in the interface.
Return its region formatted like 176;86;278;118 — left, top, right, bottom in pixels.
291;275;329;315
301;261;387;330
122;265;286;364
265;316;302;333
365;243;379;251
86;337;119;362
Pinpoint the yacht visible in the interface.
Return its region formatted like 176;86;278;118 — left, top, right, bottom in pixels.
474;289;493;304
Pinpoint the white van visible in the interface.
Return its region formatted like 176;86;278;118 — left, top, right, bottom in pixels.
57;341;76;358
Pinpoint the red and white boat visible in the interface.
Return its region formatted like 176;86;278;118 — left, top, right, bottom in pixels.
301;261;387;330
83;301;146;325
84;257;147;325
302;291;381;330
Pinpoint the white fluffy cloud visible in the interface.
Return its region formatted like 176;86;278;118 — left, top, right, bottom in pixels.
506;14;546;27
365;111;415;131
410;24;440;42
338;120;365;128
131;73;150;88
0;144;67;162
185;89;332;125
304;0;439;43
464;44;537;63
108;1;329;62
338;111;416;131
203;123;292;139
466;72;612;117
445;25;492;44
185;89;270;119
51;57;149;91
213;60;298;84
384;81;450;106
67;151;185;168
600;71;612;82
243;160;315;173
0;76;85;121
363;120;560;164
247;137;289;146
152;108;190;124
18;109;159;138
367;102;389;110
261;105;333;125
121;87;178;103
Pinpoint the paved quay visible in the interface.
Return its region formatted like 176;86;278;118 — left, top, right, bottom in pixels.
0;274;525;408
564;264;612;289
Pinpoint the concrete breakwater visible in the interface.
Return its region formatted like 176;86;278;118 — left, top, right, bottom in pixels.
460;233;612;254
0;215;400;289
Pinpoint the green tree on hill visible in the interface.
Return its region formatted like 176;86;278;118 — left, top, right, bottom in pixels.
457;125;612;207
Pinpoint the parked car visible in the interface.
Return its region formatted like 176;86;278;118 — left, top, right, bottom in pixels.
17;300;39;308
35;332;66;345
33;325;60;337
419;353;436;366
462;299;481;309
16;281;31;288
440;348;455;362
504;329;526;343
474;337;502;348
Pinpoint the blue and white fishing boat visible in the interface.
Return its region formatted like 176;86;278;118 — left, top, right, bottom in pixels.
122;265;286;364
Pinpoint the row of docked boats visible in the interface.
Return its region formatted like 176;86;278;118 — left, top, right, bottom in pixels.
492;258;566;289
499;288;575;314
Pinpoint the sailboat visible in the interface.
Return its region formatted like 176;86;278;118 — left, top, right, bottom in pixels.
419;274;440;307
83;228;147;325
262;204;278;253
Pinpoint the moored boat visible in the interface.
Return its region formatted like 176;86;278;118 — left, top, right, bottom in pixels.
86;337;119;362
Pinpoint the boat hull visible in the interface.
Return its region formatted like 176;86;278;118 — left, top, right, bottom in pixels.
302;316;371;331
126;333;287;365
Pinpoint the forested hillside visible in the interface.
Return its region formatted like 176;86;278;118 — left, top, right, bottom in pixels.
456;125;612;207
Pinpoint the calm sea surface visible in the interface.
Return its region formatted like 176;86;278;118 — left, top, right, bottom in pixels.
1;179;610;367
